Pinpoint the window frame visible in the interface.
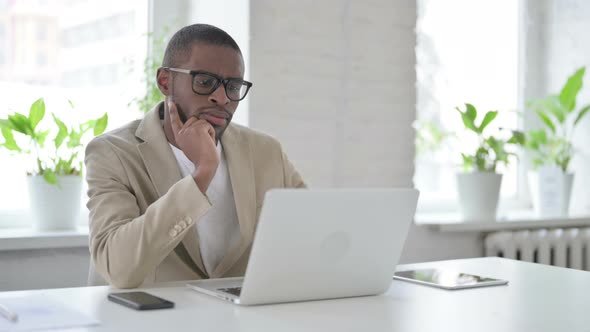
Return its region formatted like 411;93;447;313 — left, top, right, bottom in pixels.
0;0;151;229
414;0;532;215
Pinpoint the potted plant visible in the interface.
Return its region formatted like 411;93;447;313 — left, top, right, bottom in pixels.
454;103;522;222
414;118;455;192
519;67;590;217
129;26;169;113
0;98;108;230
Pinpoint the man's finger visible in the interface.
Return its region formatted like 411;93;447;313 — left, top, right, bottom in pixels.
190;119;216;142
207;124;216;141
168;101;183;135
182;116;199;129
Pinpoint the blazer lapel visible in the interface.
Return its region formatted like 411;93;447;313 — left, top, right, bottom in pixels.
211;124;257;278
135;104;181;198
135;103;208;277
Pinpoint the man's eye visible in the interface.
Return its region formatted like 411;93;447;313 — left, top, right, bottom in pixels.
195;79;214;87
227;82;244;91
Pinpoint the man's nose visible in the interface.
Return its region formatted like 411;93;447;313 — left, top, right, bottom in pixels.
208;84;230;105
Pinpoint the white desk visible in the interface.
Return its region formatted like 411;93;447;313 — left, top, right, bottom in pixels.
0;257;587;331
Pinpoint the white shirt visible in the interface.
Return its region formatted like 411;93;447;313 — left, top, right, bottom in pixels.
169;142;241;276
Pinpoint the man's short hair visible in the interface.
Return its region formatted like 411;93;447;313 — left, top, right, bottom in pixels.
162;24;242;67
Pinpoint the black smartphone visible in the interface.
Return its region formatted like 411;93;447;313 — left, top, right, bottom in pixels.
107;291;175;310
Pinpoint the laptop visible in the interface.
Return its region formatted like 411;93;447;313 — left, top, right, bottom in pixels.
186;188;419;305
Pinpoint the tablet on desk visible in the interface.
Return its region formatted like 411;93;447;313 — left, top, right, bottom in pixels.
393;269;508;290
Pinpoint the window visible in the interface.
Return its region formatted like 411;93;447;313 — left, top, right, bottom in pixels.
36;52;47;65
36;21;47;41
0;0;147;225
0;0;252;228
415;0;521;212
61;12;136;47
0;22;5;65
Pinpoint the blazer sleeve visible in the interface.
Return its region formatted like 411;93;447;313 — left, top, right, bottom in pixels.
281;150;306;188
85;138;211;288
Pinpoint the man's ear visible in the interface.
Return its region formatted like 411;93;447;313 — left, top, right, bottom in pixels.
156;68;171;96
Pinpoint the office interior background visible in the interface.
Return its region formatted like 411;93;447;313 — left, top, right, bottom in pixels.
0;0;589;290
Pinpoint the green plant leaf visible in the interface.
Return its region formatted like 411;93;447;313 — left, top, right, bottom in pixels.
507;130;526;145
8;113;33;136
69;152;80;174
456;104;478;133
0;119;15;130
68;99;75;109
488;137;508;164
79;120;93;136
532;96;565;124
42;169;59;185
29;98;45;131
527;140;539;151
478;111;498;133
464;103;477;120
54;158;64;175
52;113;68;149
574;104;590;126
55;155;78;175
474;147;490;171
414;120;453;156
547;96;566;124
532;158;544;169
561;156;571;173
522;129;548;152
36;130;50;147
67;129;82;148
529;130;547;145
1;127;21;151
559;67;585;113
461;153;474;172
67;152;78;165
535;109;556;133
134;28;167;113
93;113;108;136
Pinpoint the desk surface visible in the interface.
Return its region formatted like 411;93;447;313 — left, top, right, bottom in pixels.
1;257;588;332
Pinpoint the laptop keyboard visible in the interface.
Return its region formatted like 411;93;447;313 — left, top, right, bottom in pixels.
218;287;242;297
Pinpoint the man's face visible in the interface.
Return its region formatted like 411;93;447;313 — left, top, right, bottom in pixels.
162;43;244;140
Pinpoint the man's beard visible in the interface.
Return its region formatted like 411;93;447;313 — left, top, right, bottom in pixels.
201;109;233;142
176;105;233;142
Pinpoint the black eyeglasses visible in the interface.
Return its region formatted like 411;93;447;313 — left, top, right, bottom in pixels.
164;67;253;101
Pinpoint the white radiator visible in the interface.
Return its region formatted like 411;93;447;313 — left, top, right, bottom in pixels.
485;228;590;270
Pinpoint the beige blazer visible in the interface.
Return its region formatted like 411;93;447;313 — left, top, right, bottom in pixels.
85;103;305;288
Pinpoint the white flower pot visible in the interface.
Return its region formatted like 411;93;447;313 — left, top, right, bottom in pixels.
456;172;502;222
27;175;83;231
528;166;574;218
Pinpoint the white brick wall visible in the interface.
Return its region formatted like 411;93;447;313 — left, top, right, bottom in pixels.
249;0;417;187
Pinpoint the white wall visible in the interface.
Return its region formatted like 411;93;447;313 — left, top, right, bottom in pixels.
0;248;89;291
249;0;416;187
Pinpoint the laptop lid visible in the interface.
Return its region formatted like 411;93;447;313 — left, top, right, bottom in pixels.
238;188;419;305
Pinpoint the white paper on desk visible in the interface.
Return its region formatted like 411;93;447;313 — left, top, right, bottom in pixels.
0;295;99;332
